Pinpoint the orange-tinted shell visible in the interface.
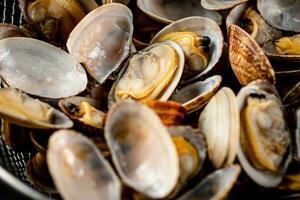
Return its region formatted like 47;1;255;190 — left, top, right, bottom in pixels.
228;25;275;86
145;101;186;126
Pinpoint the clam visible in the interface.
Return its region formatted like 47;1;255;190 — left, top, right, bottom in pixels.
226;4;282;47
26;132;56;193
168;126;207;196
47;129;121;200
262;34;300;62
110;40;184;103
170;75;222;114
151;17;224;83
0;37;87;99
19;0;87;45
104;101;179;199
137;0;222;25
59;97;105;135
237;81;292;187
228;25;276;86
0;88;73;129
201;0;248;11
145;101;186;126
257;0;300;32
177;165;241;200
67;3;133;84
198;87;240;169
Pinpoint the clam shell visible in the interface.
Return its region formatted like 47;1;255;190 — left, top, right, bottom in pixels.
0;88;73;129
170;75;222;113
226;2;249;29
237;84;292;187
177;165;241;200
198;87;240;169
168;126;207;197
262;40;300;63
67;3;133;84
47;129;121;200
257;0;300;32
0;37;87;98
201;0;248;11
104;101;179;199
137;0;222;25
58;97;105;134
151;17;224;83
108;40;185;105
145;101;187;126
228;25;276;86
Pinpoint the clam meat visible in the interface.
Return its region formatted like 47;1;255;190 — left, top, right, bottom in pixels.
113;40;184;102
237;81;292;187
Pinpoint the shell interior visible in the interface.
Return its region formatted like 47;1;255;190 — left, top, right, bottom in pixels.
137;0;222;25
47;130;121;200
104;101;179;199
151;17;224;83
0;88;73;129
67;3;133;84
0;37;87;98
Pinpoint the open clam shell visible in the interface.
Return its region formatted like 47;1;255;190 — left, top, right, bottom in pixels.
59;97;105;134
0;88;73;129
67;3;133;84
47;129;121;200
137;0;222;25
168;126;207;196
228;25;276;86
104;101;179;199
177;165;241;200
237;82;292;187
201;0;248;11
109;40;185;105
170;75;222;114
198;87;240;169
151;17;224;83
226;3;283;47
262;36;300;63
257;0;300;32
0;37;87;98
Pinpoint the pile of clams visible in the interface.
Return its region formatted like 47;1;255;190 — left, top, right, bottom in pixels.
1;0;300;199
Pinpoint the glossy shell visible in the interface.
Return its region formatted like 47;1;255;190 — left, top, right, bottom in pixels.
151;17;224;83
0;88;73;129
177;165;241;200
171;75;222;113
201;0;248;11
257;0;300;32
104;101;179;198
137;0;222;25
198;87;240;169
67;3;133;84
0;37;87;98
47;130;121;200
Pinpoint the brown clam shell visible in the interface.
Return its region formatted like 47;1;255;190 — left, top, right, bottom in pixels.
145;101;187;126
228;24;276;86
